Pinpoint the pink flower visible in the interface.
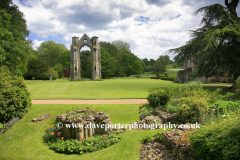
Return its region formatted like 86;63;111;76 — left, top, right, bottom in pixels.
107;139;109;141
74;110;75;111
103;135;105;137
48;126;51;128
44;132;45;133
57;132;61;135
61;137;64;139
83;153;85;155
51;132;55;135
83;138;85;140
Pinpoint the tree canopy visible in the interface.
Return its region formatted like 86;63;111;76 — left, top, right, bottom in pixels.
0;0;31;76
168;2;240;88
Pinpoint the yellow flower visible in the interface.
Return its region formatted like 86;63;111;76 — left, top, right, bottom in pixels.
211;122;213;124
230;118;231;120
212;109;215;112
236;117;238;119
224;119;227;121
222;115;226;117
228;115;230;117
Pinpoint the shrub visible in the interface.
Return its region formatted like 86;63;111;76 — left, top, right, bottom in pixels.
48;131;122;154
139;103;153;119
172;64;177;68
0;66;31;123
177;96;210;123
47;68;59;80
147;89;169;108
161;76;175;81
142;134;153;143
63;68;70;77
156;73;160;78
53;63;64;77
164;72;168;77
24;58;48;80
154;132;163;142
190;113;240;160
221;80;227;83
150;77;159;79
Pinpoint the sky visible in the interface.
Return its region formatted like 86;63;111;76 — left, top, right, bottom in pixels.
13;0;240;60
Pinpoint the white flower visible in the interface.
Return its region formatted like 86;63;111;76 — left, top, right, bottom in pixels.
222;115;226;117
236;117;238;119
224;119;227;121
228;115;230;117
211;122;213;124
230;118;231;120
212;109;215;112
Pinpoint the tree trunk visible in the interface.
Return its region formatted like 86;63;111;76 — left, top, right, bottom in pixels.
225;0;239;16
231;74;239;89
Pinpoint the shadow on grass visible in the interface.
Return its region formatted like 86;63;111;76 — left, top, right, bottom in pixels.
202;85;232;95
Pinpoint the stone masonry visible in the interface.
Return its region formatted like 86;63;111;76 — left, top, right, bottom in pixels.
70;34;101;80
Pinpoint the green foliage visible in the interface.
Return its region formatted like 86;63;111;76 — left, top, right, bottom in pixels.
48;132;122;155
94;78;104;81
53;63;64;77
0;2;30;76
0;66;31;123
48;68;59;80
147;89;169;108
161;76;175;81
177;96;210;123
37;41;69;68
168;3;240;88
154;132;163;142
58;50;70;68
43;127;62;144
153;55;166;74
100;47;116;78
139;103;153;119
24;58;48;80
190;113;240;160
150;76;159;79
142;134;153;143
172;64;177;68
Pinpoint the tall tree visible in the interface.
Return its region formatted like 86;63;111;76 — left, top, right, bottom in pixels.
37;41;69;68
168;2;240;88
225;0;239;16
0;0;30;76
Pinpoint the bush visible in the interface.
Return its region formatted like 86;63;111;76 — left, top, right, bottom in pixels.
147;89;169;108
24;58;49;80
63;68;70;77
0;66;31;123
139;103;153;119
164;72;168;77
221;80;227;83
161;76;175;81
53;63;64;78
48;131;122;154
172;64;177;68
142;134;153;143
156;73;160;78
177;96;210;123
47;68;59;80
190;113;240;160
150;77;159;79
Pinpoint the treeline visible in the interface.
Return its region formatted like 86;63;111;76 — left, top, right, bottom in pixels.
81;41;143;78
141;55;175;74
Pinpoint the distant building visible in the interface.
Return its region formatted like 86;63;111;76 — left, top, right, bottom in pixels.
177;58;228;83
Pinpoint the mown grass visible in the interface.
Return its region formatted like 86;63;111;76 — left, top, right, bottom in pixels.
26;78;175;99
0;104;167;160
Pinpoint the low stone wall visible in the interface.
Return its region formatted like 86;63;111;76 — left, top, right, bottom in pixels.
56;109;114;140
177;68;193;83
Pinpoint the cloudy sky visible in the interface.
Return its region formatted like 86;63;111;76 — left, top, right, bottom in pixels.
13;0;240;60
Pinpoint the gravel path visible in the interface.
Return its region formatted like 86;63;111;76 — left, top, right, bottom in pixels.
32;99;148;104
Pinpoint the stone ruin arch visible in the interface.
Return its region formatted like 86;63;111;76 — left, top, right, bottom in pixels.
70;33;101;80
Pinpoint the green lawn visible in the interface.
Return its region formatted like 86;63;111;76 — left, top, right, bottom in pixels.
26;78;175;99
0;104;167;160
